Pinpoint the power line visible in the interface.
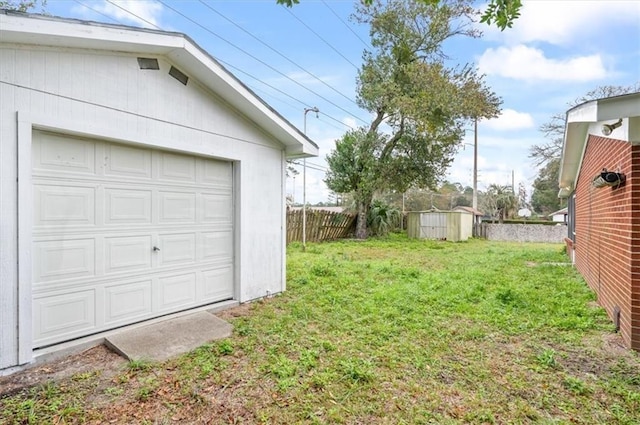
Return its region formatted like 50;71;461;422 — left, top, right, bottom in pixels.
291;159;328;171
105;0;160;29
157;0;368;125
317;116;350;133
319;111;356;130
197;0;358;108
249;85;306;112
217;59;310;109
74;2;357;137
321;0;371;50
219;59;356;130
291;160;327;172
73;0;121;24
283;5;360;70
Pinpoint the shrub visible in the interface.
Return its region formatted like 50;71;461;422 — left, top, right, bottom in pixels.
367;200;402;236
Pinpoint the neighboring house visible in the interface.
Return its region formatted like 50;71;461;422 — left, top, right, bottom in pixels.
548;207;568;223
0;11;318;372
558;92;640;351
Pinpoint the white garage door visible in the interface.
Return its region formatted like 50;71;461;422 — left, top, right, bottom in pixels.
31;131;234;348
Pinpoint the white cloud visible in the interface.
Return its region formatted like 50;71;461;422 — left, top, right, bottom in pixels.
73;0;164;28
478;45;607;82
482;1;640;46
483;109;534;131
342;117;358;130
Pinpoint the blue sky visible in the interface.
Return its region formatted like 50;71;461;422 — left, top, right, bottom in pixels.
42;0;640;204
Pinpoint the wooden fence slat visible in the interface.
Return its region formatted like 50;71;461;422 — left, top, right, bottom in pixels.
286;209;356;244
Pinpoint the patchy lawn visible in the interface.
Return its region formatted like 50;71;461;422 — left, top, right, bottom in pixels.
1;235;639;424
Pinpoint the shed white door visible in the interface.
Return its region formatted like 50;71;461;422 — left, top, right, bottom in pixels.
31;131;234;348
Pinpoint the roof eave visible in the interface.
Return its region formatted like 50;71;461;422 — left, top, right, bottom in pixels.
558;92;640;198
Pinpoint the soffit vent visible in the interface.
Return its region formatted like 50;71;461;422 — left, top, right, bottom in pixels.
137;57;159;70
169;66;189;86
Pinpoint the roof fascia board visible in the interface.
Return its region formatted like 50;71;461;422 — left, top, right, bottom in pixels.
0;11;183;54
558;121;589;194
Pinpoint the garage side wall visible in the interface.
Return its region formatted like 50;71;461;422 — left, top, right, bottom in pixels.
574;134;639;350
0;46;287;369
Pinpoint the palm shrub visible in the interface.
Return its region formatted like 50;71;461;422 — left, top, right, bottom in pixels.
367;200;402;236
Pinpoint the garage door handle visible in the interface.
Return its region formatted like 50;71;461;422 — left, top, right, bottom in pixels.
153;246;160;252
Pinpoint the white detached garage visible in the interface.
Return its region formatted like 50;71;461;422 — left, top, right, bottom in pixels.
0;11;318;371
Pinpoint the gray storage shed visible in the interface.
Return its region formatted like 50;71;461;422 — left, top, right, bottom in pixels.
407;211;473;242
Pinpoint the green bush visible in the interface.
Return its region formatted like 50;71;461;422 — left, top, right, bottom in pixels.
367;200;402;236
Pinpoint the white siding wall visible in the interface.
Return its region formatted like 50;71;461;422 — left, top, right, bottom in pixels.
0;46;287;369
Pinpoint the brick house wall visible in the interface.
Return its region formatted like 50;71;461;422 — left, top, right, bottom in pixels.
573;135;640;350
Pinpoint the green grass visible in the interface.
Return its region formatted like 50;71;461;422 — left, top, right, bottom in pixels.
1;235;639;424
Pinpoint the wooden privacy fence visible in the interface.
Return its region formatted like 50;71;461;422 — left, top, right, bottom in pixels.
287;209;356;244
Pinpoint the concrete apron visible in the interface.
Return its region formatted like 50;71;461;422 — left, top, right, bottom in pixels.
105;311;233;362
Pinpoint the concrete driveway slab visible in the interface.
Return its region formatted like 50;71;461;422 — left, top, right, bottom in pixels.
105;312;233;362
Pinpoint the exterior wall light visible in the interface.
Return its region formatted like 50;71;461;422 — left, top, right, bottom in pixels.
601;118;622;136
592;168;625;188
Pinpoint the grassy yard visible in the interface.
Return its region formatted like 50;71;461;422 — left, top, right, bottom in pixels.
1;235;639;424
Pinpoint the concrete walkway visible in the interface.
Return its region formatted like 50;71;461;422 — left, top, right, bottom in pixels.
105;311;233;362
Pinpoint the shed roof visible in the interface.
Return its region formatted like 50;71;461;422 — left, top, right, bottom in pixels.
548;207;568;217
453;206;483;216
0;10;319;158
558;92;640;197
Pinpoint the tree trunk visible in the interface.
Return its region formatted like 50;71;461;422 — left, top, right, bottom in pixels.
355;200;369;239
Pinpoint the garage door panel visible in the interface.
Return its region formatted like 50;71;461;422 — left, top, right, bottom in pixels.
202;231;233;261
34;290;96;343
32;132;234;347
158;273;196;311
104;280;152;324
202;193;233;223
34;238;95;283
33;132;95;174
104;144;152;179
160;152;196;182
104;188;152;224
202;159;232;186
159;191;196;223
105;235;152;274
202;267;233;301
158;233;196;266
34;184;95;227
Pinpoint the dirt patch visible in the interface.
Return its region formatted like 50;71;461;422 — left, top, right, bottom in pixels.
0;306;250;398
0;345;125;397
217;302;256;320
555;333;640;380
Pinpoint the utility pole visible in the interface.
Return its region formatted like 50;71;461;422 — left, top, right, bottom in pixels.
302;106;319;251
473;118;478;211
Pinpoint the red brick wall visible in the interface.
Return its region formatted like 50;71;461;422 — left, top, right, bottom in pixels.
574;135;640;350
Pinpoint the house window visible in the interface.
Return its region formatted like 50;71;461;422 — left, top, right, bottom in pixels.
567;192;576;242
